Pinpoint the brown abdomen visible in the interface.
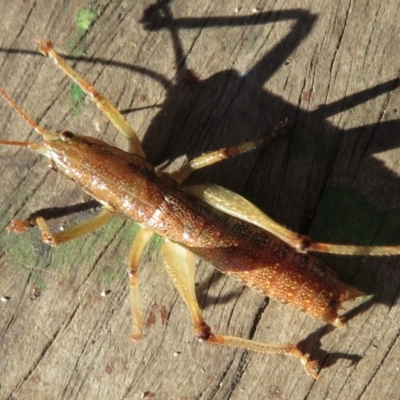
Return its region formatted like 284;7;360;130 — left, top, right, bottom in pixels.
191;219;363;326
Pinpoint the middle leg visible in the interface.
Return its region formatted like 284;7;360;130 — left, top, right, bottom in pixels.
169;119;290;184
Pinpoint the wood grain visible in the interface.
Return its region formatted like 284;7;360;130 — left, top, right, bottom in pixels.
1;1;399;399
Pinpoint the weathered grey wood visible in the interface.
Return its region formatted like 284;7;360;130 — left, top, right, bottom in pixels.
1;1;400;399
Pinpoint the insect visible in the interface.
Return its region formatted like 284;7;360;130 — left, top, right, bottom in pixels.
1;40;400;380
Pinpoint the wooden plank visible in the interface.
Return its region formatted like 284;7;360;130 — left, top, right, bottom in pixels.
0;1;399;399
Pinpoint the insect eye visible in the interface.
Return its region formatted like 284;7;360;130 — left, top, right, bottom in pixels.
48;162;57;172
60;131;75;141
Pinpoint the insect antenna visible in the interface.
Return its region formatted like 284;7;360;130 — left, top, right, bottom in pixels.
0;87;57;149
0;87;49;136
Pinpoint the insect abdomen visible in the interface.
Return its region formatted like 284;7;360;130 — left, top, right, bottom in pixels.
192;217;363;325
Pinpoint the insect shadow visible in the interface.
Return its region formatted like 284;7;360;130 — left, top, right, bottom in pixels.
135;0;400;315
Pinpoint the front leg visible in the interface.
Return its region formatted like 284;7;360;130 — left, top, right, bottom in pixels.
38;40;145;157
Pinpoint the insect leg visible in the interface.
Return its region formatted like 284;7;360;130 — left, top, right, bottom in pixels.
161;241;319;379
37;40;145;157
162;241;203;328
170;138;268;184
170;119;290;184
9;207;113;246
186;183;303;247
186;184;400;256
126;228;154;342
305;242;400;256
